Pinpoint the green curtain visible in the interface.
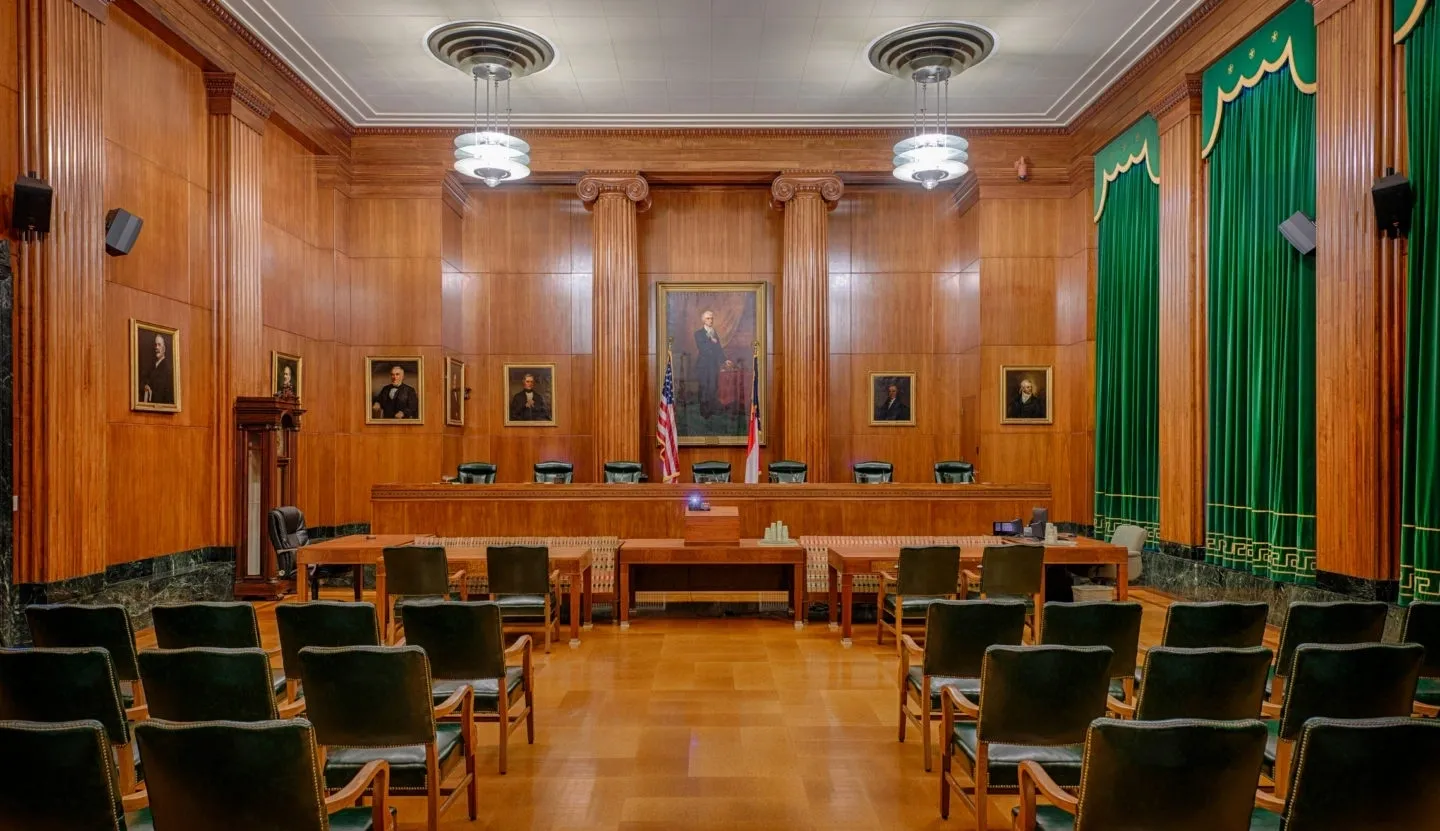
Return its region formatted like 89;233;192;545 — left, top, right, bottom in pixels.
1401;6;1440;604
1094;166;1160;540
1206;69;1317;583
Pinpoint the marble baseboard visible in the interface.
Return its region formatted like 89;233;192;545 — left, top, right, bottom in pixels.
1158;540;1206;561
0;245;15;647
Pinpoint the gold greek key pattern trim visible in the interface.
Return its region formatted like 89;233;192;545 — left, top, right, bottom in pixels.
1207;501;1316;520
1201;38;1318;159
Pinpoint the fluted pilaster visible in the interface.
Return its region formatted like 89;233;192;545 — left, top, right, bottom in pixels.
772;171;842;482
580;171;650;473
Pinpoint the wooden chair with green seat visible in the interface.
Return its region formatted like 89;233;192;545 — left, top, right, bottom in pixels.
150;602;287;699
1250;717;1440;831
940;644;1114;831
1133;601;1269;690
401;600;535;774
0;720;152;831
299;645;475;831
898;599;1027;772
1105;646;1273;722
876;545;962;653
138;648;307;722
25;604;147;715
135;719;395;831
486;545;561;653
380;545;466;644
0;648;145;795
1040;601;1143;702
274;601;382;703
959;545;1046;641
1400;601;1440;716
1015;718;1270;831
1262;643;1422;801
1266;601;1388;704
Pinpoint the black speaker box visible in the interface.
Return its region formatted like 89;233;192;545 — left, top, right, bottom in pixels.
11;175;53;237
1372;173;1413;238
1279;211;1317;256
104;208;144;256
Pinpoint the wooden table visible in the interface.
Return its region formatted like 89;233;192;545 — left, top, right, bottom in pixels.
617;539;807;628
296;534;418;602
826;537;1131;646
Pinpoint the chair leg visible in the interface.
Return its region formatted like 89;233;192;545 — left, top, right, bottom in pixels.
498;691;510;775
525;683;535;745
897;676;908;743
922;695;933;772
544;598;553;654
426;745;441;831
974;764;989;831
939;738;951;820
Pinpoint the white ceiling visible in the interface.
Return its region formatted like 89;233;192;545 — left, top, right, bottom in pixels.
221;0;1205;128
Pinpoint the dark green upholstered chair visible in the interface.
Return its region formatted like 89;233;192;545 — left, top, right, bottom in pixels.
456;462;496;484
486;545;560;654
0;720;151;831
898;600;1026;771
138;648;306;722
940;644;1114;830
400;601;535;774
1401;601;1440;716
26;605;144;712
1107;646;1273;722
150;602;286;697
533;461;573;483
298;646;475;831
1133;601;1269;687
934;461;975;484
602;461;644;483
1252;717;1440;831
876;546;962;652
379;546;465;643
274;602;381;702
1268;601;1388;702
1041;601;1143;701
852;461;893;483
1264;643;1422;801
691;460;731;483
0;648;140;794
1016;718;1269;831
134;719;393;831
962;545;1046;640
767;460;807;483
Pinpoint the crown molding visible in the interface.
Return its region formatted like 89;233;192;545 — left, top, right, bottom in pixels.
71;0;112;22
1151;75;1205;132
204;71;274;133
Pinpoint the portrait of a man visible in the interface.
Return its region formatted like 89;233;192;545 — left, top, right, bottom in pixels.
504;364;556;427
1002;366;1053;424
656;282;767;446
869;373;915;426
446;357;466;427
366;357;423;424
130;320;181;413
272;352;302;401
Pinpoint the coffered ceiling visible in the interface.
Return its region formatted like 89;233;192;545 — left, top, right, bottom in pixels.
220;0;1206;128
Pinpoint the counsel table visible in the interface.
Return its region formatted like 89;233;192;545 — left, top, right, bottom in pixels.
617;539;807;628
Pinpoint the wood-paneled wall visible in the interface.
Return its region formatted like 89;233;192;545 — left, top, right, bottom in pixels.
0;0;16;233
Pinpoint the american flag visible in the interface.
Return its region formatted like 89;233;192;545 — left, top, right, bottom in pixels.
744;353;761;483
657;352;680;483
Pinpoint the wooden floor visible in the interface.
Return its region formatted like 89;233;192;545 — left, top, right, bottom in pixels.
137;588;1278;830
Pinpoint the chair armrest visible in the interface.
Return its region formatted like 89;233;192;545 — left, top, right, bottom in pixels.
1105;695;1136;719
121;789;149;813
433;684;473;719
278;697;307;719
1254;789;1286;814
504;634;534;665
449;568;467;583
899;634;923;665
1415;700;1439;718
960;568;981;590
265;645;282;657
325;759;389;812
942;685;980;719
1019;760;1079;815
877;570;898;585
125;704;148;722
1260;701;1283;719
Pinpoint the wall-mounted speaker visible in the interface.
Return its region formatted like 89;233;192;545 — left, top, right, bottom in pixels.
11;175;53;239
1278;211;1317;256
1372;172;1413;239
104;208;144;256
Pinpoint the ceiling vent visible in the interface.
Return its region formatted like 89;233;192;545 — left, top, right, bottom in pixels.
867;21;995;83
426;21;555;81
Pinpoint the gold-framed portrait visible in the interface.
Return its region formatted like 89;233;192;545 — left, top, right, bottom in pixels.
445;357;466;427
272;351;302;401
130;319;181;413
869;372;916;426
503;364;557;427
656;281;767;446
1001;365;1053;425
366;356;424;425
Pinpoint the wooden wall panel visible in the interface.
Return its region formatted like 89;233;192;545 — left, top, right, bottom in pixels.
0;0;14;239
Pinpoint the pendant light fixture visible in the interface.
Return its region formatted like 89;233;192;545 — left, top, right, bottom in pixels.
454;69;530;187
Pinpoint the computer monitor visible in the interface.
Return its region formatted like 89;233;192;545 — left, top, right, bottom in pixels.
1028;507;1048;539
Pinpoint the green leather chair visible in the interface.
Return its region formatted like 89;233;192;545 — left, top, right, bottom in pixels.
379;546;464;643
602;461;644;483
876;545;962;652
1264;643;1422;800
1135;601;1269;688
138;648;306;722
934;461;975;484
898;599;1027;772
134;719;394;831
150;602;286;697
400;601;535;774
962;545;1046;640
274;602;382;703
1267;601;1388;702
0;720;151;830
691;461;731;483
940;644;1114;830
26;605;144;711
1040;601;1144;701
486;545;560;654
1252;717;1440;830
1107;646;1273;722
456;462;496;484
852;461;893;483
767;460;807;483
298;646;475;831
1401;601;1440;716
533;461;574;483
0;648;141;794
1015;718;1270;831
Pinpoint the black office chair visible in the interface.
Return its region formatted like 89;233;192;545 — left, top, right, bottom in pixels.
768;460;807;483
692;461;731;483
457;462;497;484
267;506;309;581
533;461;573;484
603;461;645;483
934;461;975;484
853;461;893;483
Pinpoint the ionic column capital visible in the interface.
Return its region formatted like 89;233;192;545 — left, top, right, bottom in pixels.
204;72;274;134
770;170;844;211
578;171;651;212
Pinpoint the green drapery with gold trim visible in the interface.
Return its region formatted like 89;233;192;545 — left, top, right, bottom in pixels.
1400;1;1439;603
1205;66;1317;582
1094;127;1160;541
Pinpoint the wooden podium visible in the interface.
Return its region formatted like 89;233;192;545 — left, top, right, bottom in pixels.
683;506;740;544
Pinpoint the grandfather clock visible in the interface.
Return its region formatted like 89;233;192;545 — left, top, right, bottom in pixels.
233;395;304;599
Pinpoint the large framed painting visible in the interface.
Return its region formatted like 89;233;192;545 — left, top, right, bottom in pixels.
503;363;557;427
272;351;302;401
1001;365;1053;425
656;282;767;446
130;319;181;413
366;356;424;425
445;357;466;427
869;372;916;426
